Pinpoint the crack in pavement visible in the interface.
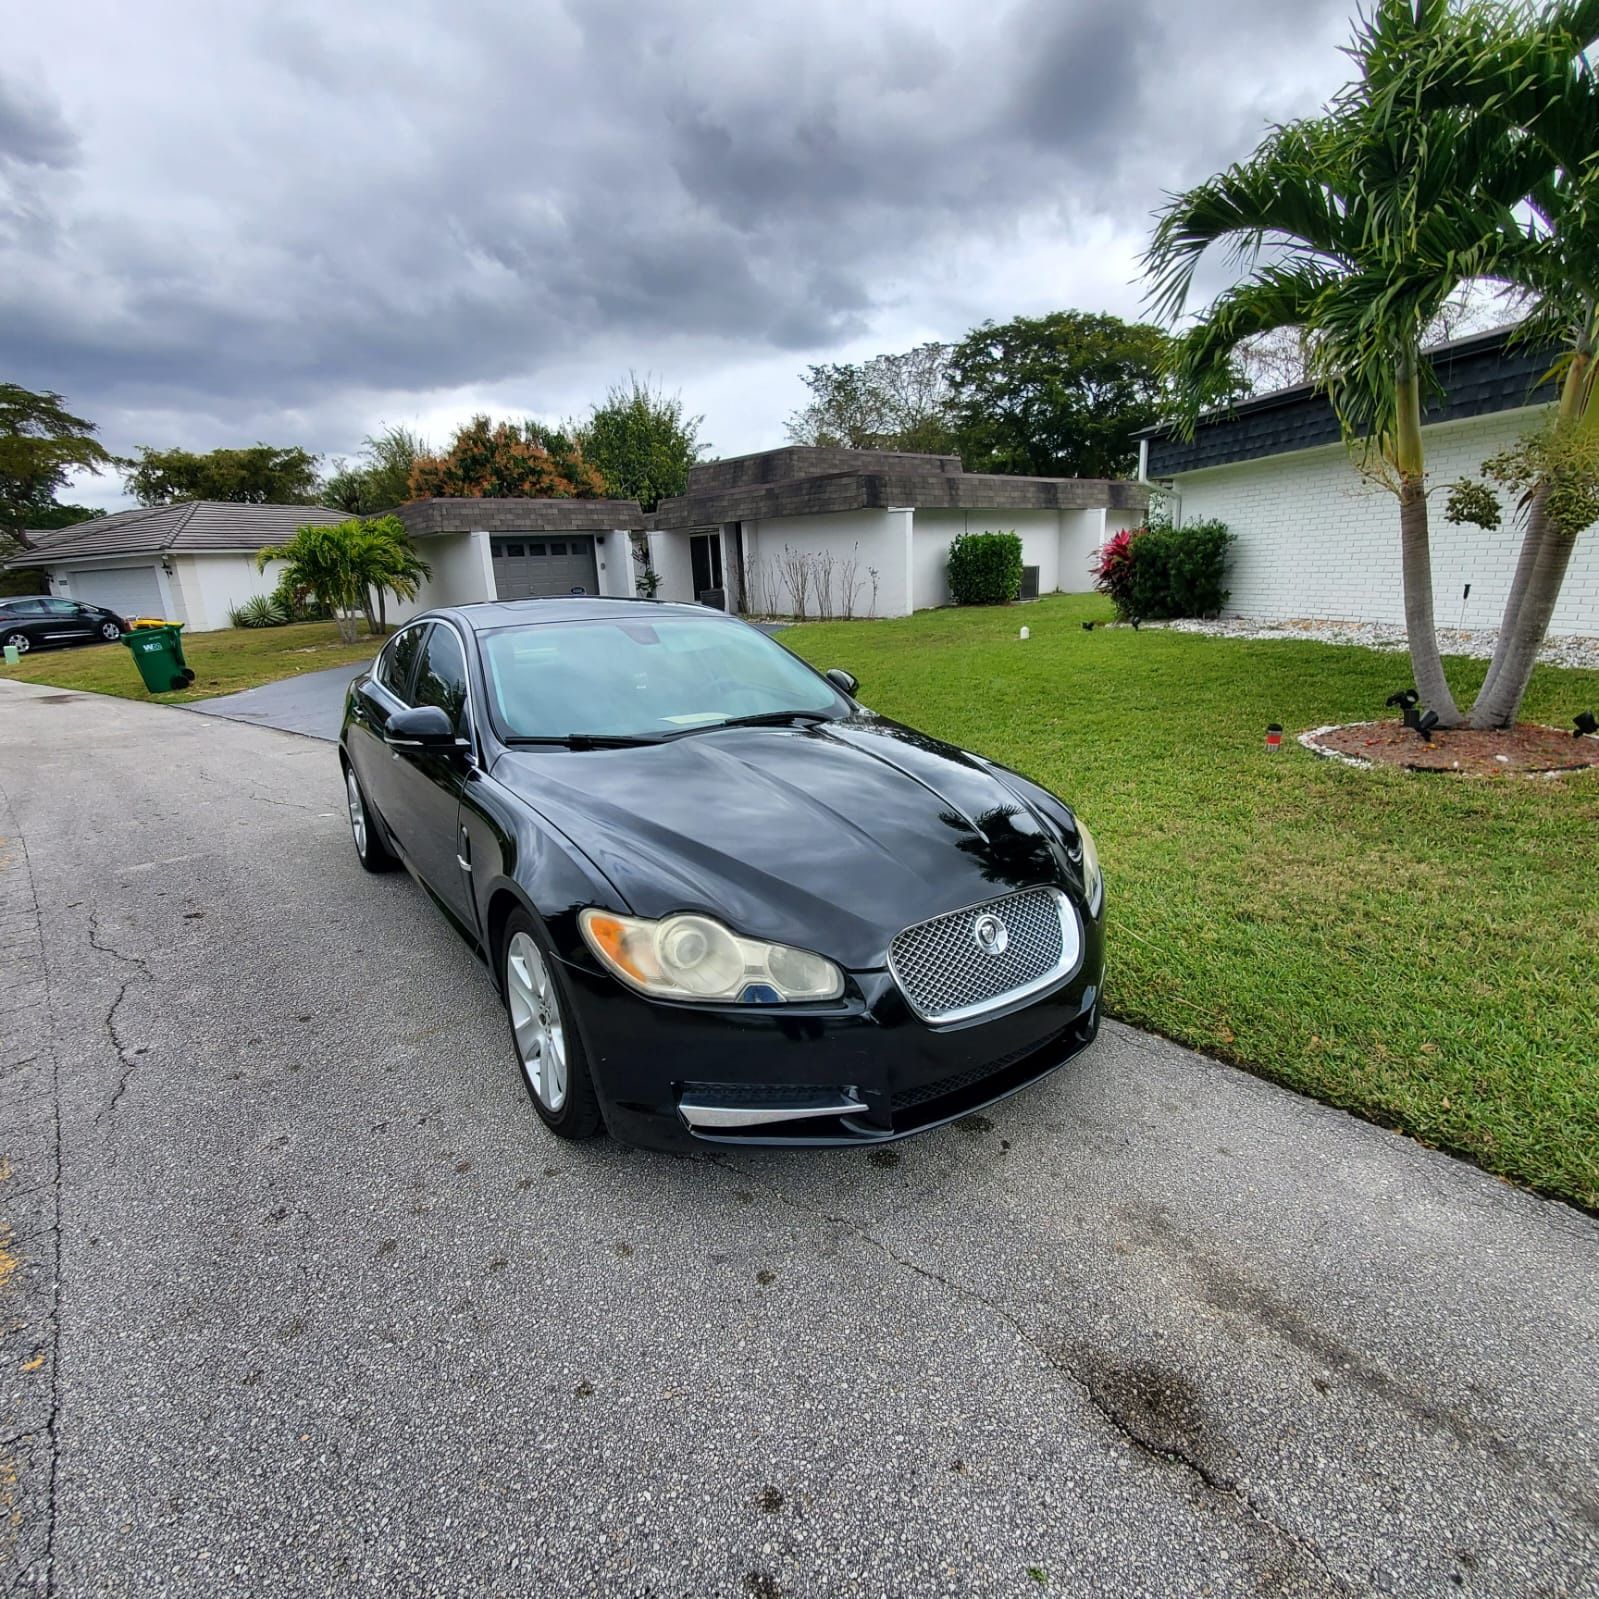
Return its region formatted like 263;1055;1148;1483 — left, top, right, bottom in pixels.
85;910;154;1129
698;1154;1357;1596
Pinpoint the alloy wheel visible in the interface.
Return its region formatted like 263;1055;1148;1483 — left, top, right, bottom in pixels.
100;622;121;640
346;769;367;856
5;633;29;655
505;931;569;1113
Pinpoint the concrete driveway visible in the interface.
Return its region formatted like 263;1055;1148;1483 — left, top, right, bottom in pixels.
2;678;1596;1598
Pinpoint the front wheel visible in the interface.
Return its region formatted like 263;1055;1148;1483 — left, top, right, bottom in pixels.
502;911;602;1140
4;632;30;656
99;621;122;641
344;761;396;872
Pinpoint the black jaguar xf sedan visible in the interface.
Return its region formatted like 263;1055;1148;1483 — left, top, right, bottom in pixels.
1;596;128;654
339;598;1105;1149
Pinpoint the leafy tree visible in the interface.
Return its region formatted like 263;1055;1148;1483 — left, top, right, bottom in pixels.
1145;1;1554;727
26;503;106;531
577;377;704;510
0;384;115;542
124;444;323;506
323;425;431;515
408;415;606;500
255;515;431;642
1403;0;1599;728
946;313;1171;480
786;344;958;455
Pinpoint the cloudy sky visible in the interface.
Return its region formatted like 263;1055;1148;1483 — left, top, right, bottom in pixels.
3;0;1356;511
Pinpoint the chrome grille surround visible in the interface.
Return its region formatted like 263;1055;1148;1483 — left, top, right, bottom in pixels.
888;886;1081;1026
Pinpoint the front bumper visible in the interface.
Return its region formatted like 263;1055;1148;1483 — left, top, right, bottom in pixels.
553;920;1105;1151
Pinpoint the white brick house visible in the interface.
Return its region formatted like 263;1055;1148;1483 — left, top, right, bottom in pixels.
1138;328;1599;637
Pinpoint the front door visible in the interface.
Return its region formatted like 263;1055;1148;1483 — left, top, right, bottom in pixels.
689;532;723;604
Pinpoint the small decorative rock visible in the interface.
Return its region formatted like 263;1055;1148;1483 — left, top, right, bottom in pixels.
1148;616;1599;671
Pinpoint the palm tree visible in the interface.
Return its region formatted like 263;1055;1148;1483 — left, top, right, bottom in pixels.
1146;0;1544;727
1384;0;1599;728
256;516;430;642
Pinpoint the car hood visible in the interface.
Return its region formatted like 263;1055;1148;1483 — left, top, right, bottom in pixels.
491;716;1078;968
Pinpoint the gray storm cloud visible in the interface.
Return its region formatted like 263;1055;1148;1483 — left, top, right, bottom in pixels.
0;0;1352;479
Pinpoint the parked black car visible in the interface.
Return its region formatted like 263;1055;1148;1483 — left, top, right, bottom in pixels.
0;596;128;654
338;599;1105;1150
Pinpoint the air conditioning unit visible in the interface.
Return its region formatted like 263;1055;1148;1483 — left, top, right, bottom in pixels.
1020;565;1040;601
698;587;727;611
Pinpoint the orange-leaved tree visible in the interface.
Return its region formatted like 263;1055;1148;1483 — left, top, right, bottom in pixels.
407;416;606;500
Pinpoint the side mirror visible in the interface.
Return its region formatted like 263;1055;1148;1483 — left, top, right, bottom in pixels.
385;704;461;750
825;668;859;698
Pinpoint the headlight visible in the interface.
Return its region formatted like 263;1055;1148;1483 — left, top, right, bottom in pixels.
1077;819;1104;916
579;909;845;1004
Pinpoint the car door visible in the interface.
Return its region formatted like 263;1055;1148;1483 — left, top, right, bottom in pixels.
1;600;49;648
384;620;478;930
40;599;97;643
350;623;428;835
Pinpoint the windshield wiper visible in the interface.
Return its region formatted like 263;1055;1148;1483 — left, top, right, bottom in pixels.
672;710;837;736
503;732;664;750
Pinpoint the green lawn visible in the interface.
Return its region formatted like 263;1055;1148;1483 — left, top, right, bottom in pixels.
0;620;384;704
783;595;1599;1210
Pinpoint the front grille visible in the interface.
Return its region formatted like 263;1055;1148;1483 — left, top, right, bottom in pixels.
888;887;1079;1024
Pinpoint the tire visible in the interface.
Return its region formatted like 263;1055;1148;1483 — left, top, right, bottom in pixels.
99;621;121;641
500;909;602;1140
343;760;397;873
4;632;29;656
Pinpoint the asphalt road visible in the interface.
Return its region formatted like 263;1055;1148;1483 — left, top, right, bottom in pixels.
187;662;365;741
2;678;1596;1599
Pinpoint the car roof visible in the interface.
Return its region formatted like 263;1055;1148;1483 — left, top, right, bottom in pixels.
443;597;733;631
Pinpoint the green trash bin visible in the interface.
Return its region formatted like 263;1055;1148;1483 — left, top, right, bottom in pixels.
122;624;196;693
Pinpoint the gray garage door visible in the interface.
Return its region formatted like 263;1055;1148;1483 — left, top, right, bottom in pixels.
490;536;599;600
67;565;165;620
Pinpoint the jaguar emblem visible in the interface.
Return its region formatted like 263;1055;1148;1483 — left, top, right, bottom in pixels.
973;913;1009;956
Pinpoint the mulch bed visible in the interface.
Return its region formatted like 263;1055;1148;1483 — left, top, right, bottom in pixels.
1302;720;1599;777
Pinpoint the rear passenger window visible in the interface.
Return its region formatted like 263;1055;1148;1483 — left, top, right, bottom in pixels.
376;626;426;702
413;624;470;735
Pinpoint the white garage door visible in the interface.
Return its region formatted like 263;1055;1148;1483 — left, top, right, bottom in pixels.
67;566;165;620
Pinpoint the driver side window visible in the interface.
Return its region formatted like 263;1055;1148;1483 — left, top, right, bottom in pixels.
376;625;427;704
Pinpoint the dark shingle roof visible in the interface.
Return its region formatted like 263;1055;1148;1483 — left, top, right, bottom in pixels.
1142;326;1562;478
652;446;1146;529
8;501;350;567
392;499;646;535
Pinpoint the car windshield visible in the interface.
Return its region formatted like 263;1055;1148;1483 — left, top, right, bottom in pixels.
480;614;846;741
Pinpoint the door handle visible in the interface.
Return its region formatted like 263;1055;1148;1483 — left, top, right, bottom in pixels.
456;827;471;873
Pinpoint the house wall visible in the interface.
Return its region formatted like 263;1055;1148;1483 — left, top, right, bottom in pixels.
388;530;497;623
645;528;698;606
1172;405;1599;635
597;530;636;599
739;509;911;619
168;553;287;631
911;508;1084;608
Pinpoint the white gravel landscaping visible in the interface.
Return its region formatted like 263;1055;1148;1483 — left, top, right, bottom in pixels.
1147;615;1599;671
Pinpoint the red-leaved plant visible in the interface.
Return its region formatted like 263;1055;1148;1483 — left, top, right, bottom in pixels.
1091;527;1143;619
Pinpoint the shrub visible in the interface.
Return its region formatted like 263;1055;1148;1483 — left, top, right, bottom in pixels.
228;594;288;628
270;572;323;621
1094;520;1233;620
948;530;1024;606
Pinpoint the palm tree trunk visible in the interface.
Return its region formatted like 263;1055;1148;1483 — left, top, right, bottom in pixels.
361;587;380;638
1468;516;1578;728
1394;357;1463;726
1468;340;1593;730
